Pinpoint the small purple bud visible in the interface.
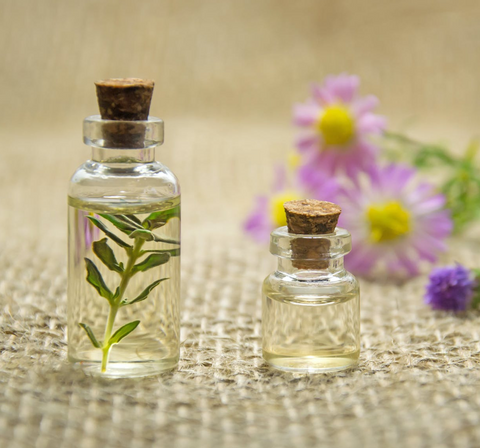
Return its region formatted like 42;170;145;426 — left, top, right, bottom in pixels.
424;264;476;311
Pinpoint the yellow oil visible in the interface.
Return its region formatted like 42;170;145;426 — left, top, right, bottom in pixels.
67;196;180;378
262;284;360;373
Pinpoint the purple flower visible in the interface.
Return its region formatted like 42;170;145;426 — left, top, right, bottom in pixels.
337;163;453;277
244;164;338;243
293;73;386;181
425;264;476;311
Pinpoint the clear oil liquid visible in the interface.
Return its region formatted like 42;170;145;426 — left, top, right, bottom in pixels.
262;282;360;373
68;196;180;378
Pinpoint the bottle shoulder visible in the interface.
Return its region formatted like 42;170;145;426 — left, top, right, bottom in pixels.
263;270;359;298
68;160;180;201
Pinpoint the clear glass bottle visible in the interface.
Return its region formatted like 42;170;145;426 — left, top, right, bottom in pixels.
68;115;180;378
262;226;360;372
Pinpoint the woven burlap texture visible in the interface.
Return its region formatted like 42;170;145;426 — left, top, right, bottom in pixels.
1;125;480;447
2;226;480;448
3;1;480;447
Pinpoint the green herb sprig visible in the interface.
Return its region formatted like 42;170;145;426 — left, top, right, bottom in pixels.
383;132;480;233
79;207;180;373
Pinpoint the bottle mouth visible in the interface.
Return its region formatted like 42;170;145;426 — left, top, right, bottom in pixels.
270;226;351;260
83;115;164;149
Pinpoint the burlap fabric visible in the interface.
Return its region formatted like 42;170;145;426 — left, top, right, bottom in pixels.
2;1;480;447
1;127;480;448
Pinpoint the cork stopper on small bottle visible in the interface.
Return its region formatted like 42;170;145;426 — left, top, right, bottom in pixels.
284;199;341;235
94;78;155;148
284;199;342;270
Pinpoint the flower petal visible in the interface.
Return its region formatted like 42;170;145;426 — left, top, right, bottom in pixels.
244;196;273;243
324;73;360;103
352;95;379;115
294;75;385;178
311;84;335;104
411;237;440;263
394;250;420;276
345;244;378;275
410;194;446;215
336;162;452;278
296;134;320;154
356;113;386;134
293;101;321;126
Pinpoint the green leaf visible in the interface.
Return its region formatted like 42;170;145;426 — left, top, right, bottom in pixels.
132;253;171;274
108;320;140;345
93;238;124;273
471;279;480;309
87;216;132;250
118;215;144;228
413;146;455;168
464;139;479;162
140;248;181;257
99;214;143;235
129;229;155;241
79;323;101;348
142;206;181;230
85;258;113;302
125;214;142;225
129;228;180;245
151;235;181;245
123;278;169;306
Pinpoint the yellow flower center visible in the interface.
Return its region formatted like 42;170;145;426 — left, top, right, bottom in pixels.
287;152;301;170
318;105;355;146
366;201;411;243
271;193;299;227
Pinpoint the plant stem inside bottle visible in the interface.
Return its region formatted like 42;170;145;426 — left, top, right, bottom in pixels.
67;196;180;378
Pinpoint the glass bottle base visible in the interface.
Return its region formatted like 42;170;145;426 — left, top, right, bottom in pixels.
262;349;359;373
70;357;179;378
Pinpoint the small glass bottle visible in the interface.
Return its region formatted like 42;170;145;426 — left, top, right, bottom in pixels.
262;200;360;373
68;79;180;378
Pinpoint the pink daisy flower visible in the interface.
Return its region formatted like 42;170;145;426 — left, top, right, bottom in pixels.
337;163;453;277
293;73;386;181
244;163;338;243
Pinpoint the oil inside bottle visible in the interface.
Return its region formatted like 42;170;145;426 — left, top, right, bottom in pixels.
68;196;180;378
262;284;360;373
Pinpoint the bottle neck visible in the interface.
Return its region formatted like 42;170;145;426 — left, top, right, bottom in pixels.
91;147;156;163
276;256;346;279
83;115;164;163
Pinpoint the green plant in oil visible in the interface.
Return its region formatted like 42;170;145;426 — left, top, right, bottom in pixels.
78;207;180;373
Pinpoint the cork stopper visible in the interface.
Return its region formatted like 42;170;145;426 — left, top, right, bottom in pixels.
284;200;341;235
284;200;342;270
95;78;154;121
95;78;155;148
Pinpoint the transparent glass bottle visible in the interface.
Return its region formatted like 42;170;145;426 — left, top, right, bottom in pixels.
262;226;360;372
68;115;180;378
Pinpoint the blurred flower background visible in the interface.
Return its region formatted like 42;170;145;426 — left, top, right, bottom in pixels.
3;3;480;446
244;73;465;279
1;0;480;284
2;1;480;245
293;74;385;179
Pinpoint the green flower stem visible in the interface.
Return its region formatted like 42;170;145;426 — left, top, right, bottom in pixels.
82;210;180;373
100;238;145;372
101;304;119;372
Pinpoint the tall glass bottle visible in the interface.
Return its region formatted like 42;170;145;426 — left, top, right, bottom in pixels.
68;79;180;378
262;200;360;373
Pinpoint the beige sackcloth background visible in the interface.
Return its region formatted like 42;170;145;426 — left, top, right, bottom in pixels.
2;1;480;447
